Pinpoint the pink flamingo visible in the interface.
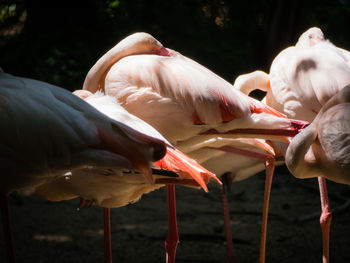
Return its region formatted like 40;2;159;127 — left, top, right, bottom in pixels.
35;90;219;263
82;32;308;263
286;85;350;263
0;72;167;263
233;27;350;263
286;85;350;183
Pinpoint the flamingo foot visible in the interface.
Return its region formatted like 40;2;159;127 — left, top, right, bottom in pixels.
318;177;331;263
103;208;112;263
220;172;235;263
0;194;16;263
165;184;179;263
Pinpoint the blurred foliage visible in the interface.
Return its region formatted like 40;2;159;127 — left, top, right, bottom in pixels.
0;0;350;91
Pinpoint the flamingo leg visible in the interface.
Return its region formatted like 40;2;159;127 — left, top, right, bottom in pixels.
165;184;179;263
318;177;331;263
220;173;235;263
0;194;16;263
212;146;275;263
103;208;112;263
259;155;274;263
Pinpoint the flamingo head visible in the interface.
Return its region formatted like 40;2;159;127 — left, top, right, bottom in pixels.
153;46;174;57
118;32;174;57
296;27;325;48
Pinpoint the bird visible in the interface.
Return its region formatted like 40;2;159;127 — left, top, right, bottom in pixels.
234;27;350;122
35;90;220;263
0;72;168;263
233;27;350;263
82;32;308;263
286;85;350;263
286;85;350;183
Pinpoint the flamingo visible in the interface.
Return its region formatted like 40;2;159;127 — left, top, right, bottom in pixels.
234;27;350;122
286;84;350;184
286;85;350;263
233;27;350;263
82;32;308;263
35;90;219;263
0;72;168;263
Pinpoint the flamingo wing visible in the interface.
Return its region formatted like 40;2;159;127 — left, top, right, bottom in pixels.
102;53;301;144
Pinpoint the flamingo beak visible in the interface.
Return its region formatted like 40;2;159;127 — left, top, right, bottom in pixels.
155;47;174;57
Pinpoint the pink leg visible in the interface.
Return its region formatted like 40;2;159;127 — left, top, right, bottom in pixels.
0;194;16;263
213;146;275;263
318;177;331;263
103;208;112;263
165;184;179;263
220;174;235;263
259;156;274;263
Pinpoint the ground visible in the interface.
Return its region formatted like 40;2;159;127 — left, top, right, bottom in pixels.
1;166;350;263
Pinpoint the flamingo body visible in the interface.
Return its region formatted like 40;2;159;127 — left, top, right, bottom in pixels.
84;33;306;148
233;27;350;263
235;27;350;122
268;40;350;122
106;53;301;143
286;86;350;184
0;72;167;195
35;92;218;208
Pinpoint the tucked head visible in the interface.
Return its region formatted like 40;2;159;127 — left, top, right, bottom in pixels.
296;27;325;48
118;32;173;57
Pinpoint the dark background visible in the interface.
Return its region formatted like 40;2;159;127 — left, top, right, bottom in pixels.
1;0;350;91
1;1;350;263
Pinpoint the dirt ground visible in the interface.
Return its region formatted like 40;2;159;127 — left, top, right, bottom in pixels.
1;165;350;263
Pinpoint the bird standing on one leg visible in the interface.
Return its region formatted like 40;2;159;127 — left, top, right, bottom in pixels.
286;86;350;263
233;27;350;263
0;72;168;263
35;91;220;263
82;32;308;263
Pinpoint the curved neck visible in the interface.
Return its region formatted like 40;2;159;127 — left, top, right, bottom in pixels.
82;32;168;93
285;123;318;178
83;42;139;93
233;70;270;96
